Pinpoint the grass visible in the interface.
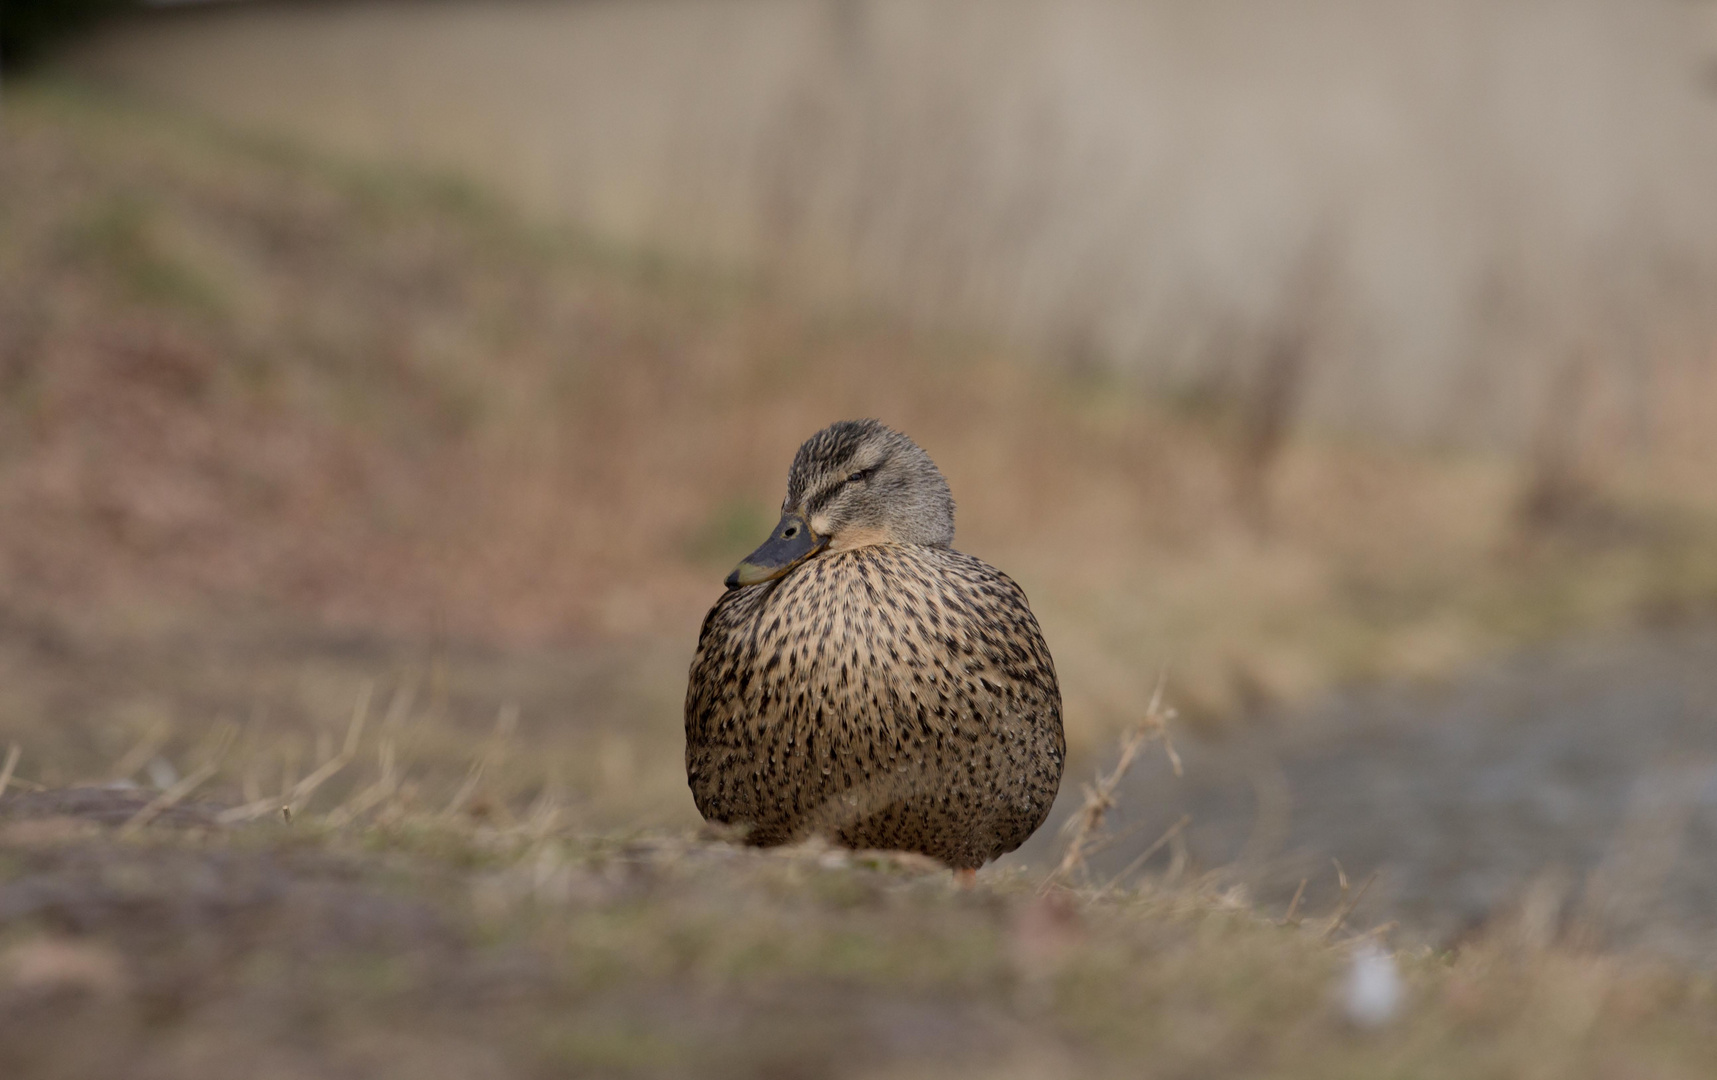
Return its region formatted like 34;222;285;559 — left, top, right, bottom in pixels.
7;774;1717;1079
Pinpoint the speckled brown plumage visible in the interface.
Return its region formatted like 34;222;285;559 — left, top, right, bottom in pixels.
685;421;1064;869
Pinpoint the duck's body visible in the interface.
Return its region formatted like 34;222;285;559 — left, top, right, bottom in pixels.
684;420;1064;869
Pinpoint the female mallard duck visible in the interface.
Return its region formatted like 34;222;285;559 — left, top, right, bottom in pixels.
685;419;1064;870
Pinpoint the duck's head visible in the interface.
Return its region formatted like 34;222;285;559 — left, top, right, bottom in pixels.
725;419;955;589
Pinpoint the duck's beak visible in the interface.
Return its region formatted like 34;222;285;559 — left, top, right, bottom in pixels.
726;512;827;589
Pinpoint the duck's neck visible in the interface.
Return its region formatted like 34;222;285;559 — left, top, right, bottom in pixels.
826;526;897;553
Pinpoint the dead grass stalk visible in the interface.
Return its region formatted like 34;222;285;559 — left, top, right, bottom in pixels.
1042;680;1179;892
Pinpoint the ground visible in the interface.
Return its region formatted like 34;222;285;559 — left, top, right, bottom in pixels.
7;788;1717;1080
6;80;1717;1077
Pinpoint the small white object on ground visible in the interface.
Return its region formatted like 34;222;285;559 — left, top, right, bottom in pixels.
1343;942;1404;1028
146;756;180;791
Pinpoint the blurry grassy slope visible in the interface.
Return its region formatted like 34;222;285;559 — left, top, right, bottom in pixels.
6;800;1717;1079
10;79;1717;728
6;80;1717;810
66;0;1717;446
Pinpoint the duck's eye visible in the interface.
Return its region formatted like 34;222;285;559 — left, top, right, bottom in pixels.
846;469;872;484
783;525;799;538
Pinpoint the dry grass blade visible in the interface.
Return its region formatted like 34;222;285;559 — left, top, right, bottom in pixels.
1042;680;1178;892
118;762;219;837
1071;818;1155;862
381;673;420;732
1044;738;1145;891
216;797;286;826
0;744;21;799
1324;870;1379;941
325;738;400;828
1103;814;1192;893
108;724;171;784
282;682;373;816
1282;878;1309;926
1156;711;1184;778
435;701;523;822
521;788;564;838
442;758;486;819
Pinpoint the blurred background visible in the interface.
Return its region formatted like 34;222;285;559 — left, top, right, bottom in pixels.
7;0;1717;954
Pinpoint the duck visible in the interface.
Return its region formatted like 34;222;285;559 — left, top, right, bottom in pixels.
684;419;1064;871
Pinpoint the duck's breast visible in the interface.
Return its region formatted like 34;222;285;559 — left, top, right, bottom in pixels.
685;545;1063;863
